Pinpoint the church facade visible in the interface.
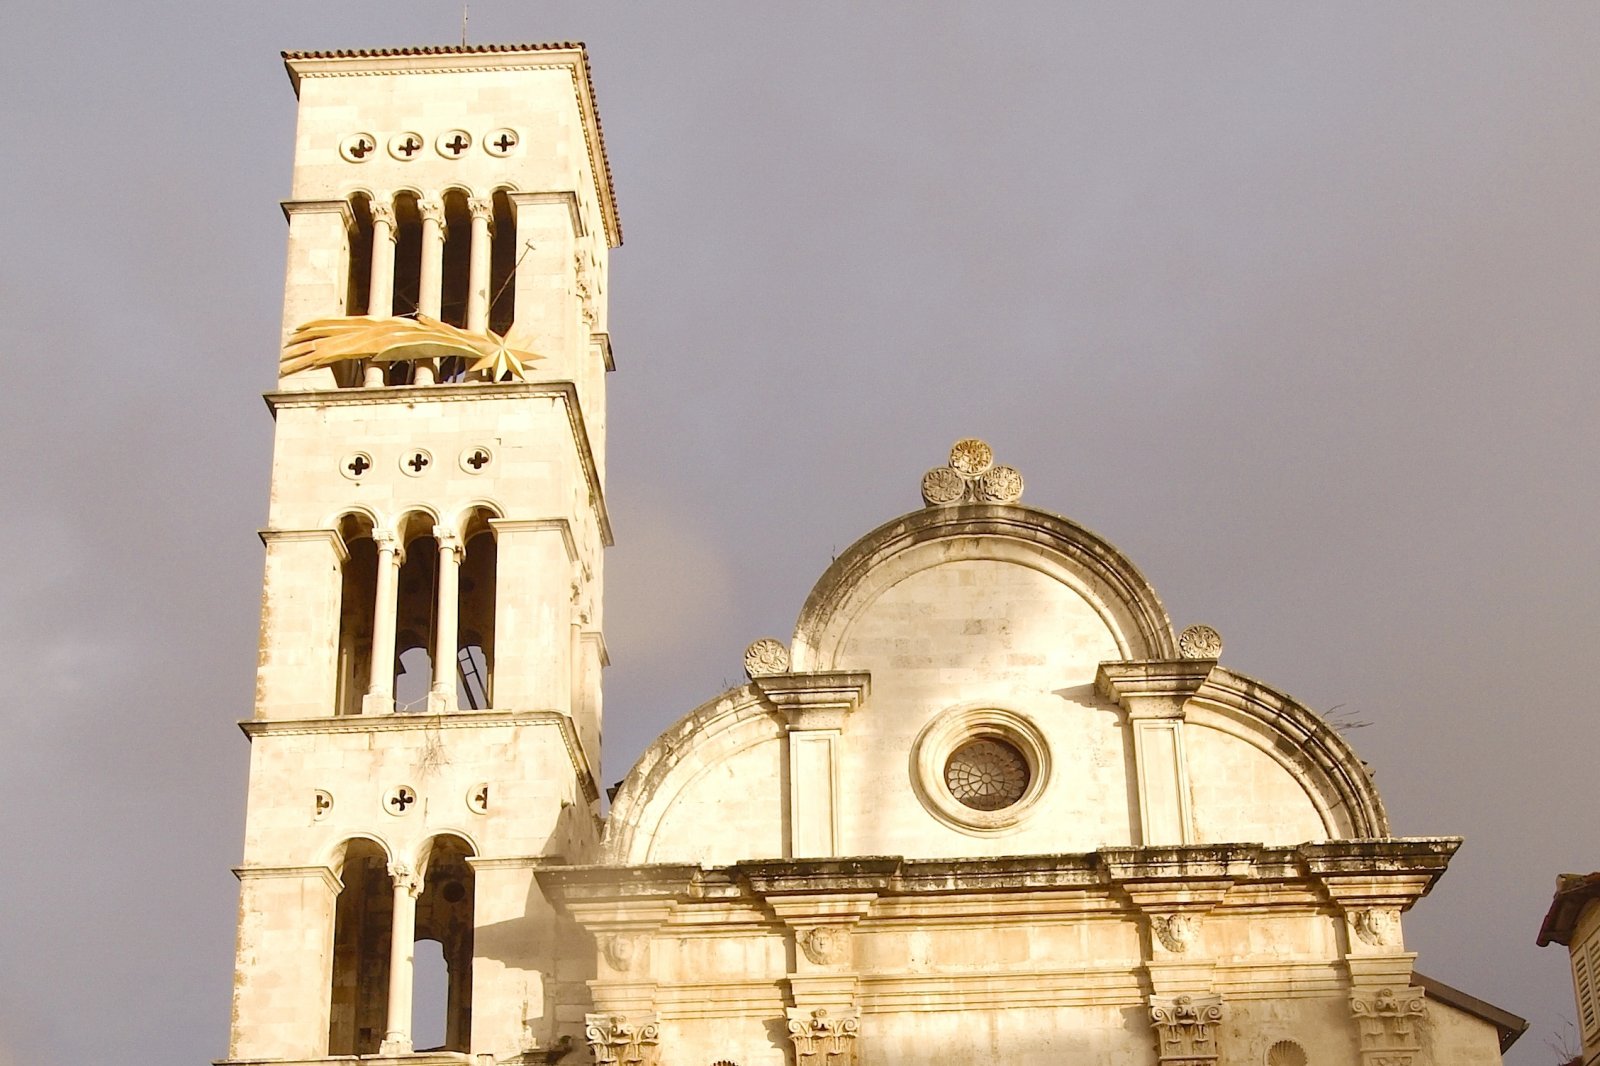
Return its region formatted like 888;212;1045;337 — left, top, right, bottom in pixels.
223;42;1522;1066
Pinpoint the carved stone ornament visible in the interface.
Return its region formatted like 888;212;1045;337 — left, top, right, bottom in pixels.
920;466;967;506
597;932;647;973
1177;624;1223;660
1151;913;1199;953
744;637;791;679
1349;986;1426;1065
1352;907;1402;948
786;1007;860;1066
798;924;850;965
974;464;1024;503
1149;994;1223;1065
575;252;597;327
584;1013;660;1066
948;438;995;477
921;438;1025;507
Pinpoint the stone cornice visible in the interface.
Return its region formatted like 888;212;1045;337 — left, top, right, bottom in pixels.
508;190;583;238
240;708;599;801
490;517;578;562
591;331;615;372
753;671;871;731
232;864;342;895
265;380;613;546
279;198;355;228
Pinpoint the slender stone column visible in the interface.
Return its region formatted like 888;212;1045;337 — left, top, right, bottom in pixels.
365;201;397;386
415;199;446;385
466;197;494;333
379;862;423;1056
429;530;464;713
362;532;403;714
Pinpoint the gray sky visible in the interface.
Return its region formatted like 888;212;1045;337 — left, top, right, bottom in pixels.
2;4;1595;1064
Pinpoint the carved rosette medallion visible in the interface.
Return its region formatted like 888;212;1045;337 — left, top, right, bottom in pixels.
597;932;648;973
1349;986;1426;1065
1177;624;1223;660
921;439;1026;507
798;924;850;966
948;438;995;477
1151;913;1199;954
744;638;791;679
585;1013;661;1066
1352;907;1401;948
974;464;1024;503
786;1007;860;1066
921;466;967;506
1149;994;1223;1065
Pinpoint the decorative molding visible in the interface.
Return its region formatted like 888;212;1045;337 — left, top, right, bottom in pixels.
743;638;790;679
584;1013;659;1066
1149;994;1223;1065
1350;986;1426;1065
798;925;851;966
785;1007;859;1066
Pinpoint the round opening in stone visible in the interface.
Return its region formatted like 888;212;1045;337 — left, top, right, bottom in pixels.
944;737;1030;811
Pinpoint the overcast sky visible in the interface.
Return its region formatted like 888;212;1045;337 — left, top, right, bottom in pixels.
2;4;1596;1064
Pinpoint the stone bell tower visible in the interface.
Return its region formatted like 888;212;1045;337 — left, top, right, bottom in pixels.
225;43;618;1065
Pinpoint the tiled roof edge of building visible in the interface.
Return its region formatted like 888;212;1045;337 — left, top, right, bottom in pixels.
280;41;621;246
1538;871;1600;946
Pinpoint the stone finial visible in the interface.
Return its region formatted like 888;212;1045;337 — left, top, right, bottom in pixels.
744;638;790;679
921;438;1024;506
1177;624;1223;659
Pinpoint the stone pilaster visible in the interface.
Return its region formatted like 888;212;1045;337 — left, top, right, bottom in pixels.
584;1012;660;1066
1349;985;1427;1066
1148;993;1224;1066
786;1006;859;1066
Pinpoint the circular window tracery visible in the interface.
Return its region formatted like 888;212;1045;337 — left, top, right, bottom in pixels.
944;738;1029;810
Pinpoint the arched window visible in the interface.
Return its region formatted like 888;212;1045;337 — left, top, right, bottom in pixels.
335;513;377;716
345;193;374;318
393;513;438;713
456;508;499;709
414;834;475;1052
488;190;517;337
327;839;392;1056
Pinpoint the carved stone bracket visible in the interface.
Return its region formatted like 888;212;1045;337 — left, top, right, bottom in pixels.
786;1007;859;1066
1349;986;1426;1066
1149;994;1223;1065
1352;907;1402;948
585;1013;660;1066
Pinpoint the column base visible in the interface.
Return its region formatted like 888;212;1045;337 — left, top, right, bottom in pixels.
378;1035;413;1056
363;692;395;715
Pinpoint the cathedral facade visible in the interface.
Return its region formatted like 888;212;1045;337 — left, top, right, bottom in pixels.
223;42;1522;1066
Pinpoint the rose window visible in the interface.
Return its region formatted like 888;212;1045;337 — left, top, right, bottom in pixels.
944;737;1030;811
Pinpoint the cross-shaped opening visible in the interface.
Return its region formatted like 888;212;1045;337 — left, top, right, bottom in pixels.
408;453;429;473
389;789;415;812
348;455;371;476
351;139;372;159
445;134;469;155
399;136;421;157
493;133;515;153
467;451;489;471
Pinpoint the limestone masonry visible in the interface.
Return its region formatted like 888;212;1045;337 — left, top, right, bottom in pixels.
224;42;1524;1066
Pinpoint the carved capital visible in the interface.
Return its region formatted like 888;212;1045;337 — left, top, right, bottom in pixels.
386;860;422;896
468;196;495;224
798;924;851;966
419;199;446;227
1349;986;1426;1064
369;201;396;229
1149;994;1223;1065
786;1007;859;1066
597;932;649;973
433;528;465;559
584;1013;660;1066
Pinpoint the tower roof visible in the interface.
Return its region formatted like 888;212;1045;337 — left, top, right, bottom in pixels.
282;42;622;246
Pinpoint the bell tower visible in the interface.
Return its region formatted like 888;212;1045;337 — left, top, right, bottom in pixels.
226;43;618;1064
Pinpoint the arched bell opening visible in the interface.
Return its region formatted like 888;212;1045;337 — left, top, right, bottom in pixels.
488;189;517;337
455;508;499;710
345;192;374;318
413;834;476;1052
334;512;377;716
327;838;393;1056
391;192;423;320
393;512;439;713
439;191;472;340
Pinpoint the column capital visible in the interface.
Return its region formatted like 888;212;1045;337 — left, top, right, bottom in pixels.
372;529;399;551
585;1013;660;1066
468;196;495;223
369;200;396;229
434;527;465;557
1148;994;1223;1065
419;198;446;227
786;1007;859;1066
387;860;422;896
